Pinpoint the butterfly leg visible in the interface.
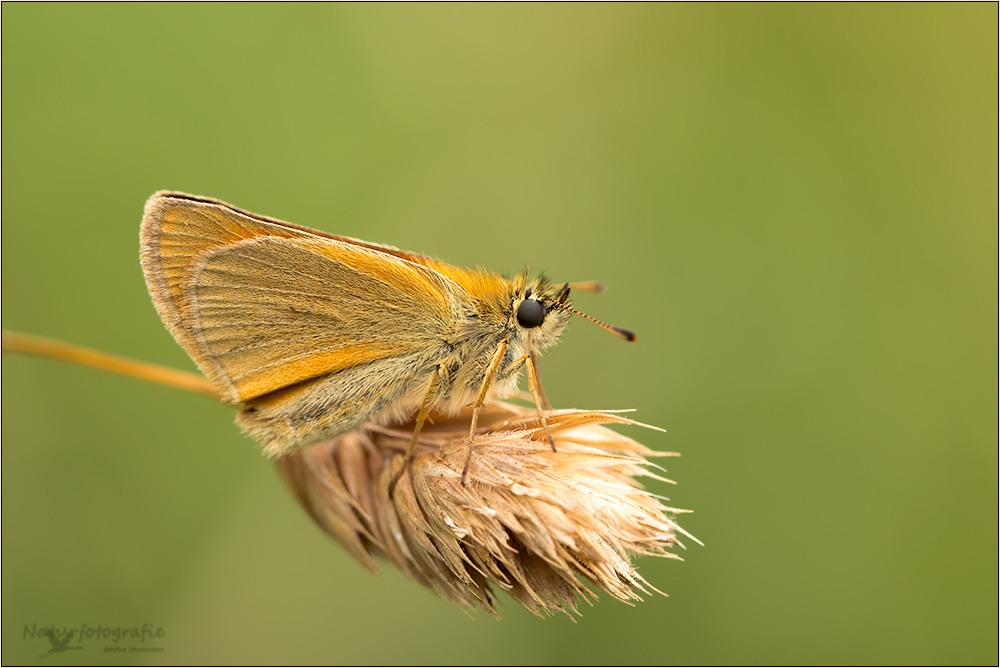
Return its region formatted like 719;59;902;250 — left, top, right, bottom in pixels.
389;363;444;497
529;350;552;410
502;352;556;452
461;339;510;486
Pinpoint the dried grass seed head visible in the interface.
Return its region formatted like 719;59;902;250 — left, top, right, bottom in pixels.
278;401;693;618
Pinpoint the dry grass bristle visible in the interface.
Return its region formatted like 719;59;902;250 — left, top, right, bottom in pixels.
277;402;692;618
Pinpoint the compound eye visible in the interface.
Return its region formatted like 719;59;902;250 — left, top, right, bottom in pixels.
516;299;546;329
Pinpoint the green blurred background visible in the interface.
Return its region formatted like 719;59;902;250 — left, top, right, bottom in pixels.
2;4;996;665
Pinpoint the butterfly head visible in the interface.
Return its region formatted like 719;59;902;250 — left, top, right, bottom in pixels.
514;274;635;355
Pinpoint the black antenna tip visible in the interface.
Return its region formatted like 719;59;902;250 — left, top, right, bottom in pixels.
620;328;637;342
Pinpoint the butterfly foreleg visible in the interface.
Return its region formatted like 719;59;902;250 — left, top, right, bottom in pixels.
529;350;552;410
501;351;556;453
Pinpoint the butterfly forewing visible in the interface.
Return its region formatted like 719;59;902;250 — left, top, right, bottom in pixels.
142;193;458;405
189;237;454;402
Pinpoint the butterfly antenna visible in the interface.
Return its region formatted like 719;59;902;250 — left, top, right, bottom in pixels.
566;281;606;293
551;303;636;342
